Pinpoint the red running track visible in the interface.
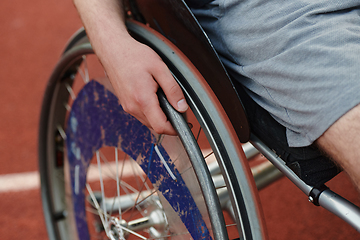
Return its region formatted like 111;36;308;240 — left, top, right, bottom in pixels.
0;0;359;239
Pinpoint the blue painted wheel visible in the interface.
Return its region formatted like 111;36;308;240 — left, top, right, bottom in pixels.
39;23;265;240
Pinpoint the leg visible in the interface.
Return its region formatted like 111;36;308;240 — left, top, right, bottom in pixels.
317;104;360;192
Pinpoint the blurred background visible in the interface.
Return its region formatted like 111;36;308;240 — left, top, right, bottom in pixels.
0;0;359;239
0;0;81;238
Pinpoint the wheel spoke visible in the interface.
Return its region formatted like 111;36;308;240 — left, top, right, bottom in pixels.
56;125;67;141
78;55;90;83
96;150;109;233
115;148;122;217
119;224;147;240
125;173;152;222
65;82;76;100
195;126;202;141
155;145;177;181
86;183;110;237
121;188;158;217
130;156;151;193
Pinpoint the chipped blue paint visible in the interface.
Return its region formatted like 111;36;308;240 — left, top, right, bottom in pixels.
66;80;212;240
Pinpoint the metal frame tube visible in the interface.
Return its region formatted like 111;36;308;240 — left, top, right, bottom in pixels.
250;134;360;233
250;134;312;195
319;189;360;232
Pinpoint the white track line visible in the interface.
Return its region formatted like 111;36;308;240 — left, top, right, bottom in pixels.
0;160;143;193
0;146;254;193
0;171;40;193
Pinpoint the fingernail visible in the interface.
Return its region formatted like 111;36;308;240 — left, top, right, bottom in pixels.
177;99;188;112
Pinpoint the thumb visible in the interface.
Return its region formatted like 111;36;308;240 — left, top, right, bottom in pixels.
152;63;188;113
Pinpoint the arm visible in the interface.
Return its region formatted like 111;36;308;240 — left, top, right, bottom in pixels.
73;0;188;135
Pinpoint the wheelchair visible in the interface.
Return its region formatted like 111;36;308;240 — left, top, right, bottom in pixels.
38;0;360;239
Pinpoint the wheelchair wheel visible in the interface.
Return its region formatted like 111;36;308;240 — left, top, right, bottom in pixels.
39;22;266;240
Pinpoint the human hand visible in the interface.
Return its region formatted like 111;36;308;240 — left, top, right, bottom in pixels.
74;0;187;135
99;36;188;135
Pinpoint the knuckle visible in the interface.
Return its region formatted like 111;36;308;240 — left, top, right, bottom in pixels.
134;95;150;109
156;60;167;69
168;84;181;96
153;124;166;134
152;60;168;74
121;100;136;115
121;104;132;114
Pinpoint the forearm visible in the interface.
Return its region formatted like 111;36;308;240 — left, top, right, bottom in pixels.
74;0;126;34
73;0;131;62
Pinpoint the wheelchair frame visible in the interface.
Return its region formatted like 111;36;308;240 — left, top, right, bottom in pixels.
39;0;360;239
128;0;360;232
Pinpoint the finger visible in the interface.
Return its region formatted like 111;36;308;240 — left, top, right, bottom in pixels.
128;110;152;129
120;94;155;130
151;62;188;113
141;93;177;135
135;109;176;135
